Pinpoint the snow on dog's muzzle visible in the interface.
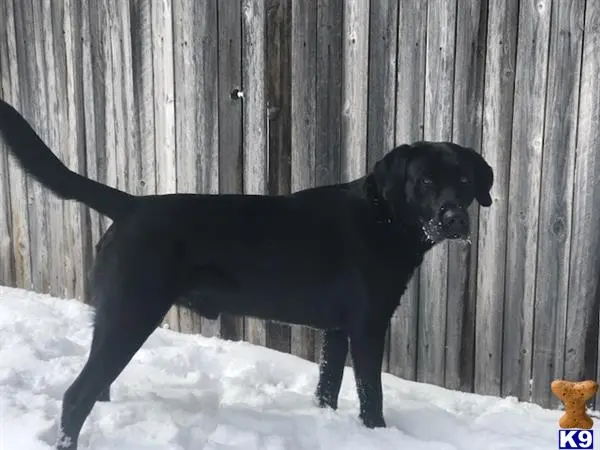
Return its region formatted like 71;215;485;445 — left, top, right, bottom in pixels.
439;205;469;240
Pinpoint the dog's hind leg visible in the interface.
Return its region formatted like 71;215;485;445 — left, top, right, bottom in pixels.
87;326;111;402
56;299;171;450
315;329;348;410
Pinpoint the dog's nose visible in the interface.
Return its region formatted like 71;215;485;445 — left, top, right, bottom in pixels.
440;207;469;238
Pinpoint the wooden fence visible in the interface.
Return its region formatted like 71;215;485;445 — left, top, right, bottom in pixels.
0;0;599;410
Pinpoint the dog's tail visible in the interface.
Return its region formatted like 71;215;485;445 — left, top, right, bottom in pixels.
0;99;135;221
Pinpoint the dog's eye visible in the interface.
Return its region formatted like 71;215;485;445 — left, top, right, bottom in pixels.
459;176;470;184
420;177;434;189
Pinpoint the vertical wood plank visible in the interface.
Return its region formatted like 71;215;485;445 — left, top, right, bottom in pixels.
341;0;369;183
65;0;89;301
50;0;85;299
107;0;131;195
1;0;31;291
446;0;488;392
217;0;245;342
388;0;428;382
340;0;369;367
130;1;157;328
265;0;292;354
587;0;600;410
79;0;97;304
85;0;114;257
0;110;13;285
193;0;221;338
152;0;176;196
315;0;342;187
0;133;12;286
366;0;398;374
0;0;16;287
173;0;220;336
476;0;519;397
171;0;202;335
418;0;457;387
532;0;584;408
242;0;268;348
310;0;344;363
42;0;68;299
15;0;52;294
130;0;157;197
568;0;600;387
151;0;179;330
503;0;552;401
99;0;117;236
290;0;317;361
113;0;141;198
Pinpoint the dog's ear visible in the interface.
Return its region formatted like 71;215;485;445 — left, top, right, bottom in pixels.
464;148;493;207
372;144;412;199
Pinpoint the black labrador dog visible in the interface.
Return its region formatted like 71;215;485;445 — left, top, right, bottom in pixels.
0;99;493;449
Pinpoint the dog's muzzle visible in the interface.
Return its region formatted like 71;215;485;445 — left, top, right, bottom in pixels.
439;205;469;239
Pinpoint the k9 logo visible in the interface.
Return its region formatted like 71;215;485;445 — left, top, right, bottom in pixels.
558;430;594;449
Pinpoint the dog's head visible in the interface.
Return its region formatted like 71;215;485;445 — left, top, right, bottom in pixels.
372;141;493;243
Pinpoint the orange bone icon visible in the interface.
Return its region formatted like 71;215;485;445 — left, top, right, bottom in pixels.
551;380;598;429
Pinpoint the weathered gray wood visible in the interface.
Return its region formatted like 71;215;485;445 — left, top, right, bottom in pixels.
14;0;52;294
503;0;551;401
242;0;268;348
1;0;31;291
532;0;584;408
111;0;141;199
388;0;428;382
290;0;317;360
0;116;12;286
217;0;245;342
129;1;161;323
78;0;99;305
78;0;96;304
315;0;342;187
265;0;292;354
366;0;397;373
152;0;176;197
65;0;88;301
446;0;487;393
475;0;519;397
151;0;178;330
107;0;132;194
53;0;86;300
568;0;600;386
85;0;112;260
341;0;368;183
340;0;369;368
42;0;68;299
290;0;317;361
0;0;15;287
418;0;456;387
311;0;344;363
0;138;12;286
586;0;600;411
171;0;202;336
173;0;220;337
130;0;157;196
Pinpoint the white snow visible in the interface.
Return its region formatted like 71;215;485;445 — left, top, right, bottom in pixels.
0;284;597;450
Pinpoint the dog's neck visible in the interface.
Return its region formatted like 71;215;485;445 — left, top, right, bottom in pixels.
362;174;435;252
364;173;393;225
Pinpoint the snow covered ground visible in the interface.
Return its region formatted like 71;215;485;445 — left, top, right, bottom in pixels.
0;285;597;450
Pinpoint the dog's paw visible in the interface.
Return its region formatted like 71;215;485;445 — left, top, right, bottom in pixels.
360;413;386;429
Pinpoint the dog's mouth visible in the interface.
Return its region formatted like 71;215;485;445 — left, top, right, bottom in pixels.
420;207;471;244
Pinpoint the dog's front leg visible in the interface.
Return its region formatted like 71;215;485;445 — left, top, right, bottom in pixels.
349;321;388;428
315;329;348;409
